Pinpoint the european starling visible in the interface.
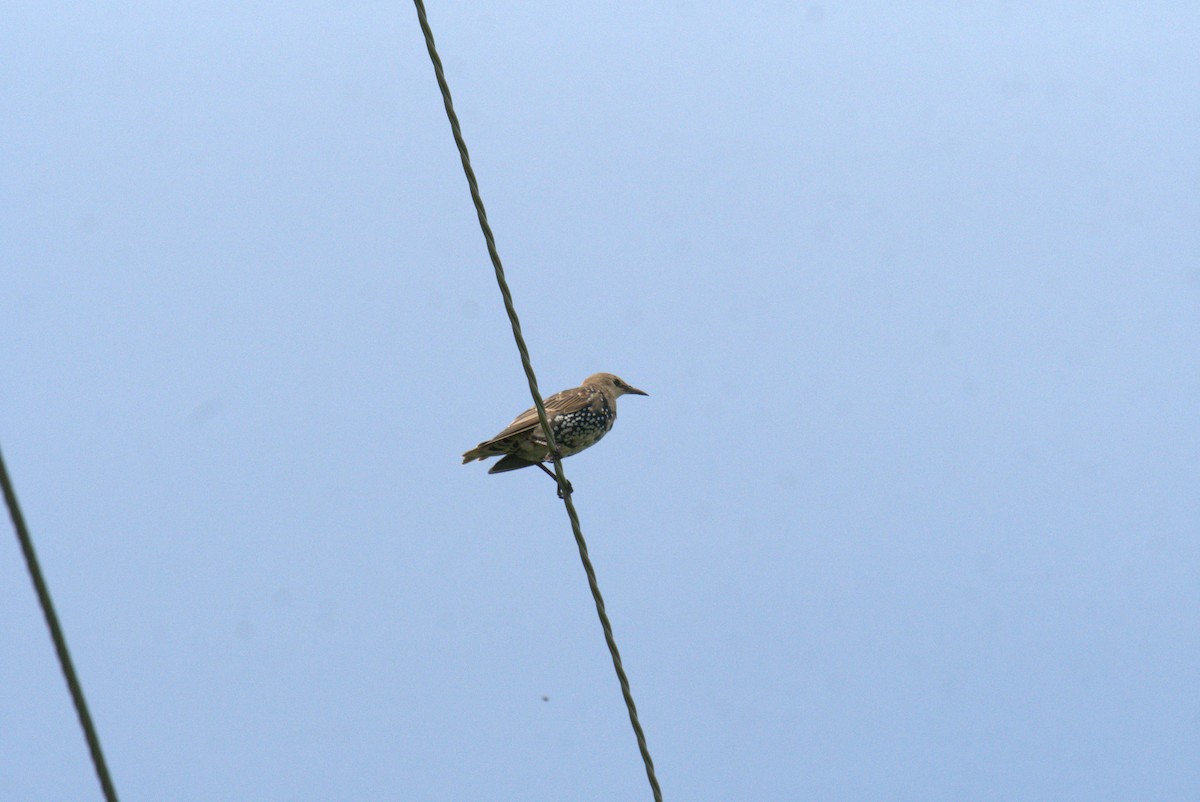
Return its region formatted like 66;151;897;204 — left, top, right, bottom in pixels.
462;373;648;494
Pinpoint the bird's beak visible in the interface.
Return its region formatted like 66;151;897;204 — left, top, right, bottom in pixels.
625;385;648;397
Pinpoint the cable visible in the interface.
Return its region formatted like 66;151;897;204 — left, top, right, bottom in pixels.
409;4;663;799
1;444;121;802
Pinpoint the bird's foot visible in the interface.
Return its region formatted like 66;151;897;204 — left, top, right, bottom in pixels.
535;461;572;497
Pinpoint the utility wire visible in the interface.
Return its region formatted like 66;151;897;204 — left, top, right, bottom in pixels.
409;4;663;799
1;444;120;802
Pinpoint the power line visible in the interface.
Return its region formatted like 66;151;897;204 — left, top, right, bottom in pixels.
1;444;121;802
409;4;663;799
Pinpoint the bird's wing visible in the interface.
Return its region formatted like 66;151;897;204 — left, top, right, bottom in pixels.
482;386;593;444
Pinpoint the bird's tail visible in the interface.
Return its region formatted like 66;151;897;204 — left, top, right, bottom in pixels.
487;455;539;474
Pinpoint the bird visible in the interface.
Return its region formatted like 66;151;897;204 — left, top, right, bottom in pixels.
462;373;648;495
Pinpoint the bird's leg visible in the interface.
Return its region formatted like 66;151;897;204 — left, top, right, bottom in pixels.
535;461;573;498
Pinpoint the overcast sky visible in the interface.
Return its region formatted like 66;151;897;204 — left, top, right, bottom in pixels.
3;2;1198;800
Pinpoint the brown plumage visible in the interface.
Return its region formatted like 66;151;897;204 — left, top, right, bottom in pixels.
462;373;648;484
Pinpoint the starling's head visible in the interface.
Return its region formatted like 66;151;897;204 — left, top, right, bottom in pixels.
582;373;648;397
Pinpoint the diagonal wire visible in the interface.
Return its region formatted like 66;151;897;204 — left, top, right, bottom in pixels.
410;3;662;799
1;444;121;802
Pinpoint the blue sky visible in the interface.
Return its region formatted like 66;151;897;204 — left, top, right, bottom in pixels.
3;3;1198;800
